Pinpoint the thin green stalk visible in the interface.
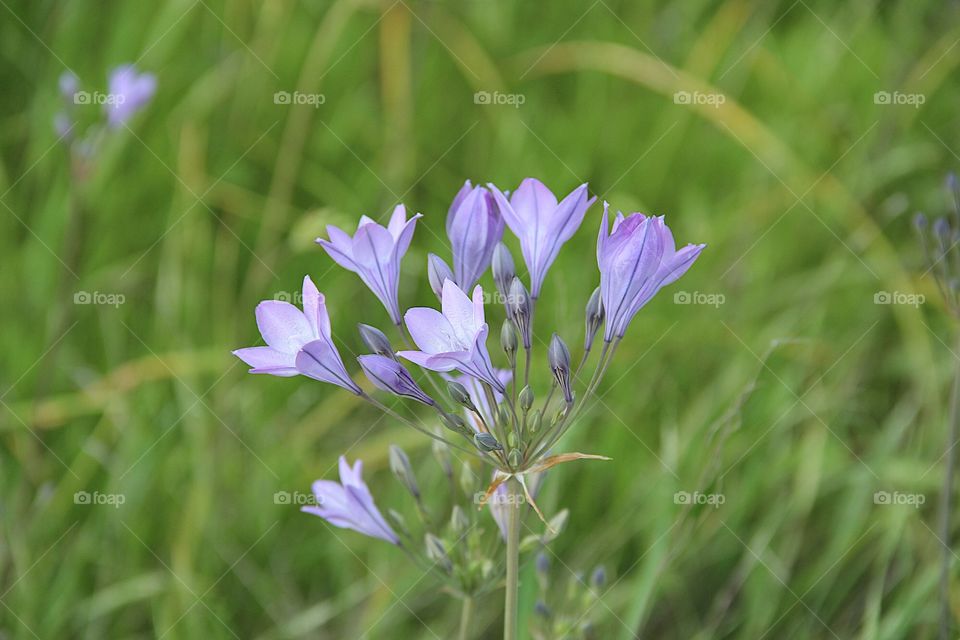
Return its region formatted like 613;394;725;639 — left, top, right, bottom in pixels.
458;596;474;640
940;336;960;640
504;478;521;640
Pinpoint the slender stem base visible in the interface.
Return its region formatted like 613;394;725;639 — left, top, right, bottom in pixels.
504;478;521;640
458;596;474;640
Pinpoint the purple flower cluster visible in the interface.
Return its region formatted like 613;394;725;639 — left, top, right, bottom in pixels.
235;177;704;543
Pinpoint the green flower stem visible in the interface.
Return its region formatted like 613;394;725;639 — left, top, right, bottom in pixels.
504;477;521;640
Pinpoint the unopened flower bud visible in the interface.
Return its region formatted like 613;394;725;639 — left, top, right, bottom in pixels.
498;405;511;428
389;445;420;499
358;323;394;358
387;509;410;538
492;243;516;300
432;438;453;478
529;409;541;433
507;277;532;349
536;552;550;575
584;287;604;352
427;253;454;301
501;319;518;364
913;212;928;231
474;432;503;452
519;385;534;412
447;381;476;411
425;534;453;573
543;509;569;542
59;71;79;102
508;448;522;468
441;412;471;436
935;217;951;240
450;505;469;533
591;565;607;588
549;333;574;404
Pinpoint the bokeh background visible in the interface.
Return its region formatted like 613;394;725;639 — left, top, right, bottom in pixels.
3;0;960;637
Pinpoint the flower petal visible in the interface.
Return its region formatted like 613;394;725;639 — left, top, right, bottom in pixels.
255;301;313;354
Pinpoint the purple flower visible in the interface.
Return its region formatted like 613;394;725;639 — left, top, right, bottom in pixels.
597;204;705;341
302;456;399;545
58;71;79;102
233;276;361;394
446;181;504;290
398;280;505;393
488;178;596;298
105;65;156;128
358;354;434;406
317;205;421;325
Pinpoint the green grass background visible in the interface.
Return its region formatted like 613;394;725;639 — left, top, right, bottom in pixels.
2;0;959;637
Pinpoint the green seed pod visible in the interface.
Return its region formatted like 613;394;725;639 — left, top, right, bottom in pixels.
474;432;503;452
519;385;534;412
447;381;477;411
508;448;522;468
529;409;542;433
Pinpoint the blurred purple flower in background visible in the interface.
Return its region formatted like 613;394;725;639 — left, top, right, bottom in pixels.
446;180;504;291
233;276;361;394
399;280;505;392
317;205;421;325
303;456;399;544
489;178;596;298
358;354;435;406
58;71;79;101
597;204;705;341
105;65;156;128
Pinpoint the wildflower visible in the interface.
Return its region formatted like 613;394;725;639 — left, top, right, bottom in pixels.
302;456;399;544
398;280;505;392
104;65;156;128
488;178;595;298
233;276;361;394
597;203;705;341
446;181;504;290
358;355;434;406
317;205;421;324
